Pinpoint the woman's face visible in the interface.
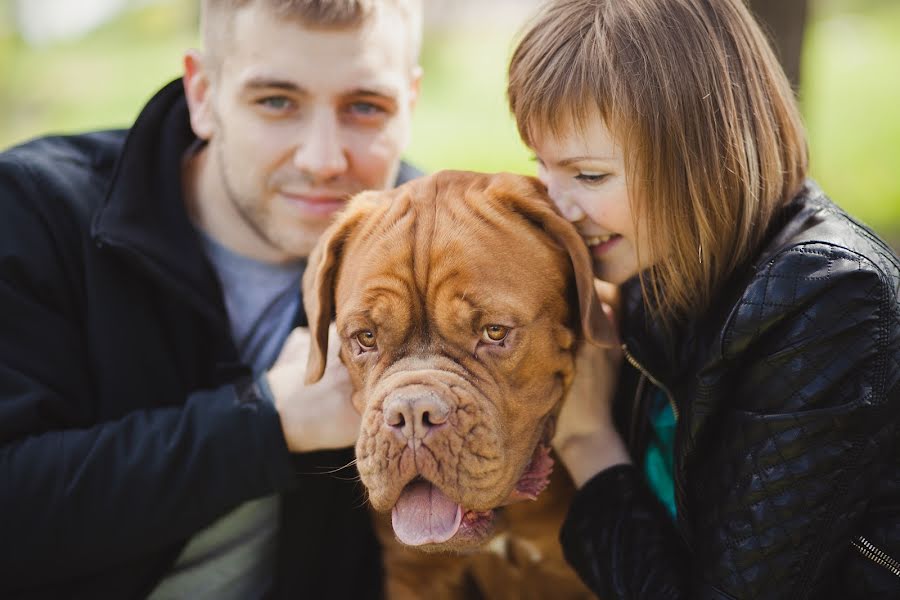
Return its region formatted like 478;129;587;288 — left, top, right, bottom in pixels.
531;113;648;285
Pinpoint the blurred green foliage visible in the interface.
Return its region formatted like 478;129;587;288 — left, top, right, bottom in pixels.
803;0;900;243
0;2;197;143
1;0;898;245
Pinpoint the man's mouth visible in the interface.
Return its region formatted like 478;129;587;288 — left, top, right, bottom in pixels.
278;192;349;217
389;442;555;547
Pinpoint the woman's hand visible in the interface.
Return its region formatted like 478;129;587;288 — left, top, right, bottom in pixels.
553;280;632;487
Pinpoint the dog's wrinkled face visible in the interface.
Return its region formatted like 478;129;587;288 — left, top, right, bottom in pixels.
304;171;611;552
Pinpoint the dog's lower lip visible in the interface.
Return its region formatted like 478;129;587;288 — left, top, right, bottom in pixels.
459;508;495;531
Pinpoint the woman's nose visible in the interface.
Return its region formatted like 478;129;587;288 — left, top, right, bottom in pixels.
547;183;586;222
539;170;586;223
556;198;586;222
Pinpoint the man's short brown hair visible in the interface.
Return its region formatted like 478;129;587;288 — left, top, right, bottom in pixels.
201;0;423;68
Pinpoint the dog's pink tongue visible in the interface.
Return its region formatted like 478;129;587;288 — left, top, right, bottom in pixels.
391;480;462;546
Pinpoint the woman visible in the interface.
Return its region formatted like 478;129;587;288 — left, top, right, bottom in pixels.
507;0;900;597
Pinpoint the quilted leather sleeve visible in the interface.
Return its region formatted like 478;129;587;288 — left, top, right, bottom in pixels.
561;239;900;600
690;241;900;599
561;465;689;599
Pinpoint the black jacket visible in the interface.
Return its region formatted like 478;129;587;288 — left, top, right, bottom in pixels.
560;183;900;599
0;80;416;599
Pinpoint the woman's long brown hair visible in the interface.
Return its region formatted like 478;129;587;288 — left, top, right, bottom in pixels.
508;0;808;323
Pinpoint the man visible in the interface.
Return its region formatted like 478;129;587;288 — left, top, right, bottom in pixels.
0;1;422;597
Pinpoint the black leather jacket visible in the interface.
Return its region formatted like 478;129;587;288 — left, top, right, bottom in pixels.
560;182;900;599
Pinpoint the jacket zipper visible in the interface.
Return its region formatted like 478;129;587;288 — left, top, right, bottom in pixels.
851;535;900;577
622;344;679;421
622;343;692;552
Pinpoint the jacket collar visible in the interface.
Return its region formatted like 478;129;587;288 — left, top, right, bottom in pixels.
618;180;828;391
92;79;424;324
618;276;691;390
92;79;224;320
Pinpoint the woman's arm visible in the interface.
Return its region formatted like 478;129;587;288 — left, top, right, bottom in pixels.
554;245;900;599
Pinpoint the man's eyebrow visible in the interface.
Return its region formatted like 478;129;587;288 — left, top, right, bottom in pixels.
242;77;307;93
346;87;398;99
239;79;397;100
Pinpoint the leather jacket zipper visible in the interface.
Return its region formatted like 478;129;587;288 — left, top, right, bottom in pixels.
851;535;900;577
622;344;679;421
621;343;692;552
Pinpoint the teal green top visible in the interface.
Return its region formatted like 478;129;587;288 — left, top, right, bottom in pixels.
643;389;677;519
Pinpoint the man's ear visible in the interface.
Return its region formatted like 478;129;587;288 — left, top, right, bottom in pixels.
182;50;215;141
407;65;423;111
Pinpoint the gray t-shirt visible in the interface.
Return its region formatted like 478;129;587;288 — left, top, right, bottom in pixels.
149;231;304;600
201;231;305;375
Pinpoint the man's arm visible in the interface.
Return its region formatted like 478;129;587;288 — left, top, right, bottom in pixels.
0;381;295;587
0;159;296;589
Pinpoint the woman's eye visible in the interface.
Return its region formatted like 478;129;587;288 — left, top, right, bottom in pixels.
482;325;510;343
575;172;607;184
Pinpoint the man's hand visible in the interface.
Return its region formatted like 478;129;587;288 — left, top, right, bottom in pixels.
266;325;361;453
553;280;632;487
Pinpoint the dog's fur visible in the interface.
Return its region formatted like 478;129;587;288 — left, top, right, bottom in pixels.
303;171;610;599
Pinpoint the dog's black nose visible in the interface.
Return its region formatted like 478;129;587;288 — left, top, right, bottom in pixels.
383;387;450;440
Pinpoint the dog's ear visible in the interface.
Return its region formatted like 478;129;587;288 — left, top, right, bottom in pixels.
302;193;379;384
490;174;617;347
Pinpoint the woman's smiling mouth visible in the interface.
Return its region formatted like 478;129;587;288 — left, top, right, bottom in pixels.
584;233;623;256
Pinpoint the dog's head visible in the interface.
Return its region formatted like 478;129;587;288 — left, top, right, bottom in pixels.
303;170;612;552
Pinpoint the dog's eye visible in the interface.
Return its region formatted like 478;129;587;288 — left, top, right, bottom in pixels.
356;330;377;349
482;325;509;343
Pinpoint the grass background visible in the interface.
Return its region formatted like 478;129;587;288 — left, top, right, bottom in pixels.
1;0;898;245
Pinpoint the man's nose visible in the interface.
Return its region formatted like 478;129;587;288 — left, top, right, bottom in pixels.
292;109;348;182
383;386;451;442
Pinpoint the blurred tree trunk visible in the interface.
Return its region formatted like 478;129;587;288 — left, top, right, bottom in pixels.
748;0;810;88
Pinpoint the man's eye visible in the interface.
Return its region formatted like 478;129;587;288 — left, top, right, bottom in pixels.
344;101;390;123
257;96;293;111
350;102;383;115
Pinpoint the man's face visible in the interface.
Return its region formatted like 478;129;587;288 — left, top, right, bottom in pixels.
187;3;419;261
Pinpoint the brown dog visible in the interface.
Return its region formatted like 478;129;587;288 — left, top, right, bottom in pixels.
303;171;611;599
